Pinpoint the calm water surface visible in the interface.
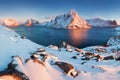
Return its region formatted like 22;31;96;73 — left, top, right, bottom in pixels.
13;26;120;48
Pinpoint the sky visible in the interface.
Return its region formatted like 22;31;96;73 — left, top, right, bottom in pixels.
0;0;120;22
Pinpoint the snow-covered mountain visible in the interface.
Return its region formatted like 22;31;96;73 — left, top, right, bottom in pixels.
116;20;120;25
0;25;120;80
86;18;118;27
23;19;40;27
0;18;40;27
1;18;19;27
42;9;91;29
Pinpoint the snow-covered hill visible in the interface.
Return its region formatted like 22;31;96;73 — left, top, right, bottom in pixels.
107;35;120;46
42;9;91;29
1;18;19;27
86;18;118;27
24;19;40;27
0;25;120;80
0;18;40;27
116;20;120;25
0;26;41;70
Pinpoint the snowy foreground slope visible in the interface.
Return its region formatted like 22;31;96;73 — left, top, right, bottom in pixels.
0;26;41;70
42;9;91;29
0;26;120;80
86;18;118;27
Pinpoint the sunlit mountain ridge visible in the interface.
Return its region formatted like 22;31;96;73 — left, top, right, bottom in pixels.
0;9;119;28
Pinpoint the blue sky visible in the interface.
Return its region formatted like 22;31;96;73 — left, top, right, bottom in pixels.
0;0;120;21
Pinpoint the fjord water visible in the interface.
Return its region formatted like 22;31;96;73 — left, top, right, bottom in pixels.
14;26;120;48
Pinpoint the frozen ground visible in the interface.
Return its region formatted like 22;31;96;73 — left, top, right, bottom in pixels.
0;25;120;80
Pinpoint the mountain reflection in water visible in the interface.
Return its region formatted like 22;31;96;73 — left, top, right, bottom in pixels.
69;29;88;46
13;26;120;48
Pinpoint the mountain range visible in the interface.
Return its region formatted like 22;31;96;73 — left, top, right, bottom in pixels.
0;9;119;28
86;18;118;27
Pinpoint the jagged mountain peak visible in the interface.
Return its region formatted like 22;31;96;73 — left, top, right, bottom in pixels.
69;9;78;17
24;19;40;27
42;9;91;29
